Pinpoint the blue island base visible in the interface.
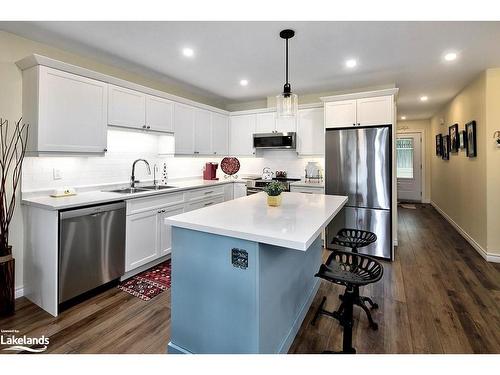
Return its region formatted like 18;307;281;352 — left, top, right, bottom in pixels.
167;227;323;354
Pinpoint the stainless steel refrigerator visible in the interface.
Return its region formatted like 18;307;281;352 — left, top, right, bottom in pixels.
325;126;392;260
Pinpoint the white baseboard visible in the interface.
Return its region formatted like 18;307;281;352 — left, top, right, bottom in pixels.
15;286;24;299
430;201;500;263
121;255;170;281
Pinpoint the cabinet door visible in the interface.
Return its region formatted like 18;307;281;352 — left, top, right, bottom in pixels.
108;84;146;129
211;113;229;156
324;100;357;128
174;103;195;154
185;196;225;211
146;95;174;132
194;109;212;154
125;210;159;271
356;95;393;126
38;66;108;153
255;112;276;133
276;116;297;133
297;108;324;155
229;114;256;156
158;205;184;257
233;183;247;199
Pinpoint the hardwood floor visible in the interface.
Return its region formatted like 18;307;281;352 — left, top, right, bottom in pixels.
1;204;499;354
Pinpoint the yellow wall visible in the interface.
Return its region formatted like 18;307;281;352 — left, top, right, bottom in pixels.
430;72;488;251
396;119;432;203
485;69;500;254
0;30;224;290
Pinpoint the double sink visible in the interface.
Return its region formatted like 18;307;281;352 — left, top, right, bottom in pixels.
108;185;176;194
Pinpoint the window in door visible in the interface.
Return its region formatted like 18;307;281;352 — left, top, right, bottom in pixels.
396;138;414;179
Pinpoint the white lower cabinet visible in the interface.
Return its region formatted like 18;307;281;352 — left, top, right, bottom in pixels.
125;184;231;273
233;183;247;198
158;205;185;256
125;209;160;272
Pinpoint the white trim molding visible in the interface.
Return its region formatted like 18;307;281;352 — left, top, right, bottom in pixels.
15;286;24;299
431;201;500;263
320;88;399;103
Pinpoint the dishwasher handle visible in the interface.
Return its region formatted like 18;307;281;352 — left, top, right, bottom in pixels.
60;201;126;220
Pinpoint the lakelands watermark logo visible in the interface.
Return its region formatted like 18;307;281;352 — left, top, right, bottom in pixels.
1;329;49;353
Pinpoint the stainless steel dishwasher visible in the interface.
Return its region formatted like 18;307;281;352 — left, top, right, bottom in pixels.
59;201;126;304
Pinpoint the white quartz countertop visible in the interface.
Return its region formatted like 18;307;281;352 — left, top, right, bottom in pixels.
21;178;246;210
166;192;347;251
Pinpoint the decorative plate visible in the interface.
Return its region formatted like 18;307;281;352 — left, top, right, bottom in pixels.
221;157;240;176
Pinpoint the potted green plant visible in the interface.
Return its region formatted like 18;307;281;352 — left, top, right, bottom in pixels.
264;181;285;207
0;118;28;317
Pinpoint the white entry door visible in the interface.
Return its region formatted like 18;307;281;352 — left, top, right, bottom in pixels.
396;133;422;202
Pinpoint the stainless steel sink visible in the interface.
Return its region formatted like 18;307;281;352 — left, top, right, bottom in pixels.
106;187;150;194
141;185;176;190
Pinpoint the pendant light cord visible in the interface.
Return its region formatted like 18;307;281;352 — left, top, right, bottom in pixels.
285;37;289;85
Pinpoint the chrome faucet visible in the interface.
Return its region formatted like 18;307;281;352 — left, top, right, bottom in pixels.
130;159;151;188
153;164;159;186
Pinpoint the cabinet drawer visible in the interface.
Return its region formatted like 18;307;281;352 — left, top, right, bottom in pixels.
127;192;185;215
185;186;225;202
185;195;224;211
290;186;324;194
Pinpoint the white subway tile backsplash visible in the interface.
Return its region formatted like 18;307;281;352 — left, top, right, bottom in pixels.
22;129;324;192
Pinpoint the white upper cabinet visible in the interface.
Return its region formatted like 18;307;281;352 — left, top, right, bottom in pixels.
194;109;212;155
229;114;256;156
325;95;393;128
146;95;174;132
211;113;229;156
297;108;324;155
255;112;276;133
276;116;297;133
174;103;195;154
325;99;357;128
108;84;146;129
22;65;108;154
356;96;393;126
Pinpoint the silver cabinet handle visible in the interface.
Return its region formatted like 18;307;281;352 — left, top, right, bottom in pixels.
204;202;213;206
204;191;214;194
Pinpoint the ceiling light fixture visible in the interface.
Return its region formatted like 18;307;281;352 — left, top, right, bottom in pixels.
401;116;407;120
444;52;457;61
420;96;428;102
182;47;194;57
240;79;249;86
276;29;298;118
345;59;357;68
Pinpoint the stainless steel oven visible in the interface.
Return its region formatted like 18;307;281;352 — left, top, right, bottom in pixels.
246;178;300;196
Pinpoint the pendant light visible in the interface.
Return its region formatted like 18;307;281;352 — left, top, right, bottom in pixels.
276;29;298;118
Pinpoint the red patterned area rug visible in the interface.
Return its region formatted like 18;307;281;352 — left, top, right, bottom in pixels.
118;260;171;301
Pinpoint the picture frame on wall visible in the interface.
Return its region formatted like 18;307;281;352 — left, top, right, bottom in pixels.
442;135;450;160
449;123;459;152
435;134;442;156
466;120;477;157
459;130;467;150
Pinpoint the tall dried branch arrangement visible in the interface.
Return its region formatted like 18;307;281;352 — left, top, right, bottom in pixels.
0;118;29;257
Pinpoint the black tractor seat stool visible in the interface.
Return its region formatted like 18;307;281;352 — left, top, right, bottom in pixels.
331;228;380;330
311;250;383;354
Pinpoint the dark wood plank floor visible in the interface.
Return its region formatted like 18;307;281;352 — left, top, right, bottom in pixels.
1;204;499;354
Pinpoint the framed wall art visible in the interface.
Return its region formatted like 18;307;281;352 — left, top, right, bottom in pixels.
435;134;442;156
466;120;477;157
449;123;459;152
459;130;467;150
442;134;450;160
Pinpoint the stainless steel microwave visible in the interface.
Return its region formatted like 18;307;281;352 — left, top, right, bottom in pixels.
253;132;296;149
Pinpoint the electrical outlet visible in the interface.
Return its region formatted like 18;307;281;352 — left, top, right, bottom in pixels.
53;168;62;180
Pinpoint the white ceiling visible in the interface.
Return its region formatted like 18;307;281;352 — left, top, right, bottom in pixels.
3;21;500;119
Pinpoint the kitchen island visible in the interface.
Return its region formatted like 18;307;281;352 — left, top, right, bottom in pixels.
166;192;347;354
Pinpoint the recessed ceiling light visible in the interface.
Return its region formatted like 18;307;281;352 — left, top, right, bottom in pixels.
444;52;457;61
420;96;428;102
401;116;407;120
182;47;194;57
240;79;249;86
345;59;357;68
